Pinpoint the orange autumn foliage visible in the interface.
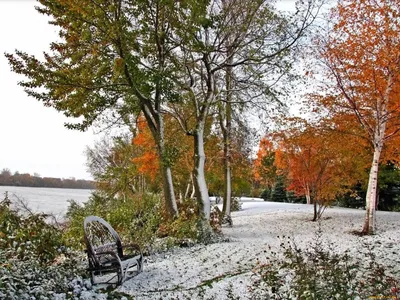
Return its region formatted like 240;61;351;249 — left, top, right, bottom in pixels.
253;137;277;188
274;120;363;206
131;114;195;196
316;0;400;159
132;117;159;182
314;0;400;231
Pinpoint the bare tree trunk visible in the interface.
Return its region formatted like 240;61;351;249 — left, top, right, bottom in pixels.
221;53;233;218
193;127;215;242
193;125;211;219
362;146;381;234
305;184;311;205
157;141;179;218
160;164;178;216
312;199;317;222
223;160;232;216
306;194;311;205
143;105;179;219
179;191;183;202
361;73;391;234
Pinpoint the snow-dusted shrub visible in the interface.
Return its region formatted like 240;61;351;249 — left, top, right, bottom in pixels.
0;194;142;299
0;248;89;299
251;229;400;299
65;191;222;254
158;199;200;240
0;195;63;263
0;194;92;299
158;200;224;245
64;192;163;250
231;197;242;212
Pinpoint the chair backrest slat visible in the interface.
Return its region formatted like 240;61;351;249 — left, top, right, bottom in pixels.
84;216;124;266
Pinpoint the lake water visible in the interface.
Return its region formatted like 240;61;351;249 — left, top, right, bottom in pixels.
0;186;92;217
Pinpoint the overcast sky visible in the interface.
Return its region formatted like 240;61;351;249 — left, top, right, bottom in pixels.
0;0;96;180
0;0;302;181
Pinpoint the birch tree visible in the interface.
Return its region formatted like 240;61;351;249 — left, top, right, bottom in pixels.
316;0;400;234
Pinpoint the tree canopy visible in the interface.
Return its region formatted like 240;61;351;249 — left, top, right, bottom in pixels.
7;0;400;235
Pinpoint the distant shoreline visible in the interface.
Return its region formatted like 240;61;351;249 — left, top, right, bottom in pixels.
0;184;94;190
0;171;96;190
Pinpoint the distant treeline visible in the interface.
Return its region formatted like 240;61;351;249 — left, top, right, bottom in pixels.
0;168;95;189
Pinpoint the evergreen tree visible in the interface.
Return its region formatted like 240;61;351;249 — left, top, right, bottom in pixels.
271;176;287;203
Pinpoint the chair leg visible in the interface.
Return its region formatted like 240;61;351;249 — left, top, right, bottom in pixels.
90;271;96;285
137;257;143;273
116;264;124;285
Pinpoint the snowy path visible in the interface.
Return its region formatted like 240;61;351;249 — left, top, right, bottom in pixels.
117;201;400;299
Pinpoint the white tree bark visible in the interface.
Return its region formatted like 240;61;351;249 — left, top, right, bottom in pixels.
190;173;196;199
221;49;233;218
224;166;232;216
160;165;179;215
193;125;211;219
362;72;391;234
362;140;383;234
147;107;179;218
184;178;192;200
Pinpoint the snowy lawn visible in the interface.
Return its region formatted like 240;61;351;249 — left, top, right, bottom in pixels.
115;200;400;299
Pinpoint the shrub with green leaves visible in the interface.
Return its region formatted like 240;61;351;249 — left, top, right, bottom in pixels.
0;193;94;299
0;248;88;299
158;199;200;241
0;195;63;263
251;228;400;299
63;191;163;250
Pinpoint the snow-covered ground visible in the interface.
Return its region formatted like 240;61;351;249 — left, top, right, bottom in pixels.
114;201;400;299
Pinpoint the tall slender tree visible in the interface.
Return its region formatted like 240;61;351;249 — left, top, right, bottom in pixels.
316;0;400;233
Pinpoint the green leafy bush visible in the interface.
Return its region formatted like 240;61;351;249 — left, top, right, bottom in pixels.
0;195;63;263
65;192;223;253
0;193;93;299
251;228;400;299
0;248;88;299
64;191;163;250
158;199;200;240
